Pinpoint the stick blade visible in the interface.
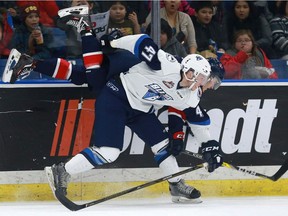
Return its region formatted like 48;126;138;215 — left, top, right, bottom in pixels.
55;189;85;211
271;158;288;181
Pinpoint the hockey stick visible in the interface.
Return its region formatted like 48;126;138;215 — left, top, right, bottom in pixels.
54;163;205;211
183;150;288;181
183;124;288;181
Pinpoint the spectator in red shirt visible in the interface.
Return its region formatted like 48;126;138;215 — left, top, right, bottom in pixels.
220;29;278;79
0;9;14;58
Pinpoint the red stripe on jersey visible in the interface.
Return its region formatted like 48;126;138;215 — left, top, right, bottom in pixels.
168;107;187;120
83;51;103;68
53;58;71;80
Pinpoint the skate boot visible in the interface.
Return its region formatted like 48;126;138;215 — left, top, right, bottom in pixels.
45;162;71;196
169;179;202;203
2;48;35;84
58;5;89;18
59;11;91;35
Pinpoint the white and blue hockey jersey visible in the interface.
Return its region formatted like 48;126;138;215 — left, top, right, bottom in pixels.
111;34;202;113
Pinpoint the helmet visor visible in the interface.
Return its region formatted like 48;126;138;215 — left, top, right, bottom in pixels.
209;75;222;90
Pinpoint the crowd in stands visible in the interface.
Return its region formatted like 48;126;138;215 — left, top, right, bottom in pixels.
0;0;287;80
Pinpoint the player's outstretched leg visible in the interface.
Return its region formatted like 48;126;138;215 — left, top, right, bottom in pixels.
152;139;202;203
169;179;201;203
45;162;71;196
2;48;36;84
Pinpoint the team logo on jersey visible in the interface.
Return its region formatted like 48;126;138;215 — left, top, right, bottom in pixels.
162;81;174;89
143;83;173;101
166;53;176;62
106;81;119;92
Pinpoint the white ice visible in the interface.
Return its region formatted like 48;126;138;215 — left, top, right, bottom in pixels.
0;196;287;216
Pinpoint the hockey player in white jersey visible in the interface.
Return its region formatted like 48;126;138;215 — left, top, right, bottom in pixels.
3;12;223;204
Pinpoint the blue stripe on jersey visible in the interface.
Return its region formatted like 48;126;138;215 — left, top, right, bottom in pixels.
81;147;106;166
134;34;150;58
188;119;211;126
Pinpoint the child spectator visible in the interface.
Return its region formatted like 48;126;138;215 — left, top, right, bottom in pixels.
223;0;273;58
220;29;278;79
16;0;59;27
146;18;187;57
9;3;53;60
107;1;141;35
0;8;14;58
191;1;228;58
270;0;288;60
145;0;197;54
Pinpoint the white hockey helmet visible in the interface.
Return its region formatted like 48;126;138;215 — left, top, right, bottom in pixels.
181;54;211;88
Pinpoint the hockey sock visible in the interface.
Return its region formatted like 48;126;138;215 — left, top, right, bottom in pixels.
82;35;103;69
159;155;181;183
34;58;72;80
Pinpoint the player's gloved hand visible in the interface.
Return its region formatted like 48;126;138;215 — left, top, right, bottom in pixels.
167;131;185;156
100;34;116;54
200;140;223;173
100;30;123;54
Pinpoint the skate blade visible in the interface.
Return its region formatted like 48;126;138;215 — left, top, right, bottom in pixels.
58;5;89;17
45;166;57;199
171;196;203;204
2;48;21;83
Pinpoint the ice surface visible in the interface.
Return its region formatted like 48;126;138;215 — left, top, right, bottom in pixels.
0;196;287;216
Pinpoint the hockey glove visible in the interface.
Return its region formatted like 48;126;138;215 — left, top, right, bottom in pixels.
200;140;223;173
100;34;116;54
99;30;123;54
167;131;185;156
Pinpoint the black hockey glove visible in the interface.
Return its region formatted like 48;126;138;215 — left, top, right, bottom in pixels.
200;140;223;173
99;30;123;54
167;131;185;156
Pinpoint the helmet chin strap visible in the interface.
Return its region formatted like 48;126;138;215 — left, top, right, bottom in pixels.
188;78;197;90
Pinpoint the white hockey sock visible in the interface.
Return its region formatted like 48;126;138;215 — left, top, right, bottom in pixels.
159;155;181;183
64;153;94;175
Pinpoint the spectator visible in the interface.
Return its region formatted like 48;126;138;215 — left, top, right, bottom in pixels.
270;0;288;60
254;0;283;22
223;0;273;58
9;3;53;60
191;1;228;58
220;29;278;79
0;8;14;58
107;1;141;35
16;0;59;27
146;18;187;57
0;1;20;28
148;0;195;17
144;0;197;54
210;0;226;27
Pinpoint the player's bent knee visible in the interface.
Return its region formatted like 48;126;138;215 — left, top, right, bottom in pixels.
81;146;120;166
151;139;170;165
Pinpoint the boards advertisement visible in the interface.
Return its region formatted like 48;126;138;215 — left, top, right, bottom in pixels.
0;82;287;171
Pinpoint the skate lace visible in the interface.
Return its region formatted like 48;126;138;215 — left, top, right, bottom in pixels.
176;180;194;195
18;67;33;79
57;164;71;188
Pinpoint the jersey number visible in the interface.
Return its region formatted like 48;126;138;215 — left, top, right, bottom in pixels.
141;46;156;62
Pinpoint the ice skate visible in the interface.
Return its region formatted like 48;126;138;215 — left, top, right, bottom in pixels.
58;5;89;18
2;48;35;84
58;9;91;34
169;179;202;203
45;162;71;196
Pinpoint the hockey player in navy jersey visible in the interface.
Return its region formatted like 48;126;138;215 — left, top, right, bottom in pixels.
3;12;223;203
167;58;225;173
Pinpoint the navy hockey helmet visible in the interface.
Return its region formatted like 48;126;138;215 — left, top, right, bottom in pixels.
207;57;225;90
